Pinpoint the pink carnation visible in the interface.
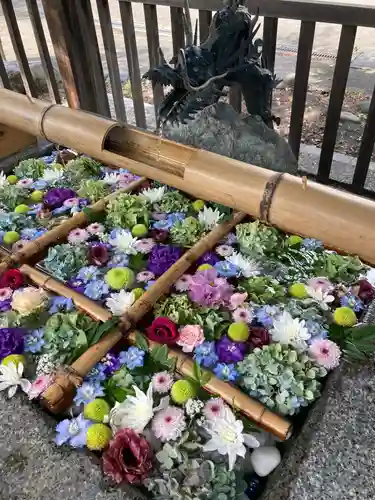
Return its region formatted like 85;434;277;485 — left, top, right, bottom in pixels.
152;371;174;393
87;222;104;234
135;238;155;254
67;228;89;244
203;398;225;420
232;306;253;323
307;277;333;293
228;292;248;310
152;406;186;442
308;339;341;370
174;274;192;292
28;374;53;400
136;271;155;283
176;325;205;353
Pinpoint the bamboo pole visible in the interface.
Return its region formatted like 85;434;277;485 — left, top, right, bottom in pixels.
0;177;147;275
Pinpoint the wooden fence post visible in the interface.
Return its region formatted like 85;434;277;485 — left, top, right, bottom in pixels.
41;0;110;116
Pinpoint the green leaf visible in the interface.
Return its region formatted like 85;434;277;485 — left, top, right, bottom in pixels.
135;331;149;352
193;360;202;383
82;207;105;223
89;318;119;347
200;370;212;386
151;345;169;364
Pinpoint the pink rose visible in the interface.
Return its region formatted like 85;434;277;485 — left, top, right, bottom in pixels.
28;374;53;400
176;325;205;353
229;292;248;310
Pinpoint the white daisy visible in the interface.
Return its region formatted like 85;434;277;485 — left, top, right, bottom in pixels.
270;311;310;349
0;171;9;188
203;406;260;470
102;172;119;185
109;229;138;255
305;286;335;311
105;290;136;316
0;362;31;398
42;168;64;183
141;186;166;204
198;206;223;230
226;251;261;278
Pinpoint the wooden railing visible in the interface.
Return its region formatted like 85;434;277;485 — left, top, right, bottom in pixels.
0;0;375;197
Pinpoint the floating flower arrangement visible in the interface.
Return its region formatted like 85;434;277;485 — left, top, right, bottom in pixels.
40;182;232;316
0;151;139;252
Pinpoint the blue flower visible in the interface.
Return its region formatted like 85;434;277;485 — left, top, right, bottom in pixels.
84;280;109;300
77;266;101;283
167;213;185;224
256;305;280;328
49;296;74;314
107;252;129;269
101;353;121;375
340;293;363;312
55;413;92;448
214;363;238;382
0;231;5;243
52;206;70;216
194;341;219;368
85;364;107;384
24;328;45;353
305;320;328;338
301;238;323;251
21;228;39;240
225;232;237;245
119;347;145;370
153;219;172;230
214;261;239;278
32;180;48;190
73;382;104;406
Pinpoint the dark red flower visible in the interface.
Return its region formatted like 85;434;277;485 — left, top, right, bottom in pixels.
135;180;151;193
150;229;169;243
248;326;270;350
88;244;109;267
357;279;375;302
146;317;179;345
102;428;153;485
0;269;24;290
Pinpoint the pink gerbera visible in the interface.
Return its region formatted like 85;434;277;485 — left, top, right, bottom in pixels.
308;339;341;370
307;277;333;293
67;228;89;244
0;287;13;301
135;238;155;254
136;271;155;283
232;306;253;324
63;197;79;208
17;178;33;187
174;274;192;292
152;406;186;442
215;244;234;257
28;374;53;400
203;398;225;421
151;371;174;394
87;222;105;235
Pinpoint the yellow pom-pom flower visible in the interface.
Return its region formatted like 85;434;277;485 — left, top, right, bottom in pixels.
333;307;357;327
289;283;308;299
171;380;197;405
197;264;213;272
86;424;112;451
1;354;25;369
84;399;110;423
228;322;249;342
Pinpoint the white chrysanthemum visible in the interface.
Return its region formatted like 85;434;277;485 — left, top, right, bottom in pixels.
102;172;119;185
203;406;260;470
109;229;138;255
141;186;166;204
198;206;223;230
0;362;31;398
271;311;310;349
0;171;9;188
109;384;156;433
226;251;261;278
42;168;64;183
365;268;375;287
305;286;334;311
105;290;136;316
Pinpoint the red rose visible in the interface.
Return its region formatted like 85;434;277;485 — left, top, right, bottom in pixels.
248;326;270;350
150;229;169;243
358;279;375;302
146;317;179;345
102;428;153;485
0;269;24;290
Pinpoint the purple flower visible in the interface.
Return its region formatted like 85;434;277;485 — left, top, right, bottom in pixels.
188;269;234;308
73;382;104;406
0;299;12;312
101;352;121;376
147;245;183;276
0;328;25;358
55;413;92;448
44;188;77;210
67;278;85;294
216;335;247;363
340;293;364;312
196;251;220;267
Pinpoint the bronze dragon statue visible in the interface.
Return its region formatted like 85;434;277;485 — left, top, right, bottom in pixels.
144;0;280;129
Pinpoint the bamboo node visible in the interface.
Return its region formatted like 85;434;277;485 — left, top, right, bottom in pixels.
38;104;56;140
259;172;284;223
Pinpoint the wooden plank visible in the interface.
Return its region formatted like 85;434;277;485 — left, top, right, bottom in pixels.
0;48;10;90
170;6;185;56
96;0;127;122
317;25;357;183
229;86;242;113
0;37;5;61
0;0;37;97
0;124;36;159
199;10;212;44
120;0;375;29
288;20;315;159
119;1;147;128
352;86;375;193
144;3;164;115
25;0;61;103
262;17;278;74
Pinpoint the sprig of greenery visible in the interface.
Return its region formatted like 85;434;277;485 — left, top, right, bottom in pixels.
329;323;375;362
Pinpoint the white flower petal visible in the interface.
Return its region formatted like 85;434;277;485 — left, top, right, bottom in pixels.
8;385;18;398
244;433;261;449
20;379;32;394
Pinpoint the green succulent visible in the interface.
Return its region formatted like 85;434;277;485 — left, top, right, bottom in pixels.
63;156;102;188
78;179;110;203
313;252;364;283
157;190;191;213
236;221;283;257
154;294;198;324
0;185;29;211
43;243;88;281
14;158;45;180
0;212;34;232
238;344;327;415
170;217;205;247
239;276;285;305
106;193;149;229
